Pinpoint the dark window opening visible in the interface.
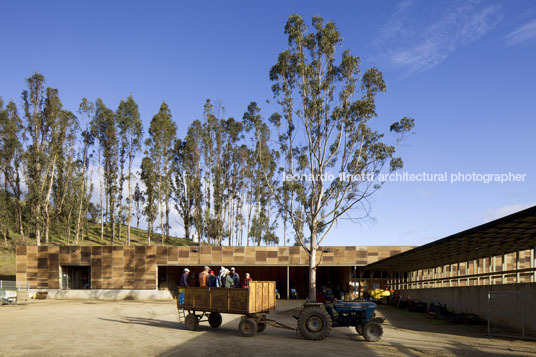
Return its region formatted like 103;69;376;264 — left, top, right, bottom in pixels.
62;265;91;289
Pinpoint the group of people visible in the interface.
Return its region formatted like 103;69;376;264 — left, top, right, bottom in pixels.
180;266;252;288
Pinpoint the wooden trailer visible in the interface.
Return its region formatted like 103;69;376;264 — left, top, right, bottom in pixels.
178;281;287;336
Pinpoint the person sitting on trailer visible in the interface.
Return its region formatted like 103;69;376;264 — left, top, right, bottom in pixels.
180;268;190;286
199;266;210;287
230;267;240;288
223;269;234;288
207;270;218;287
241;273;253;288
218;267;226;287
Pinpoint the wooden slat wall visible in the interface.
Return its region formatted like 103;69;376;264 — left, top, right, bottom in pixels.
15;246;413;290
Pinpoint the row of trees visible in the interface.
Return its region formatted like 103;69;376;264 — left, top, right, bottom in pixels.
0;77;282;247
1;14;414;299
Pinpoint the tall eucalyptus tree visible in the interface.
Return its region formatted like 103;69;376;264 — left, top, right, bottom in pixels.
146;102;176;243
267;15;414;299
117;95;143;245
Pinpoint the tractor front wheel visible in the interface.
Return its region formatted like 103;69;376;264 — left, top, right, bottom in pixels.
297;306;332;341
362;321;383;342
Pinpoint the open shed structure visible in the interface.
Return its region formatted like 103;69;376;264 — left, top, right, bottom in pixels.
364;205;536;339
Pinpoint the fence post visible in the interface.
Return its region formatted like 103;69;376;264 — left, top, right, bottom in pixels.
522;294;525;338
487;291;491;336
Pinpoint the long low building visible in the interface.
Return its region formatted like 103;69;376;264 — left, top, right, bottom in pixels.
15;245;413;299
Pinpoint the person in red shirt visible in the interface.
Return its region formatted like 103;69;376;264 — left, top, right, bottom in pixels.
241;273;253;288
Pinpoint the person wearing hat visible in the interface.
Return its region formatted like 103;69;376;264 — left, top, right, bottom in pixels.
199;266;210;287
180;268;190;286
230;267;240;288
207;270;218;287
223;269;234;288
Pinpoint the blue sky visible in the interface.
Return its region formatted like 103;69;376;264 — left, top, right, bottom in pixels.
1;0;535;246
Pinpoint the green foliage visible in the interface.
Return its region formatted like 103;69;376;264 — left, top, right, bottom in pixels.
140;156;158;245
145;101;176;243
268;14;414;298
0;14;414;256
92;98;119;243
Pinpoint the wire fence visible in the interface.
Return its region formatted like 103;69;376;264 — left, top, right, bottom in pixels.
0;280;29;292
488;291;535;340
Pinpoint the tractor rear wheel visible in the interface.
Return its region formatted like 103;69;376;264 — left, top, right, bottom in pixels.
297;306;332;341
362;321;383;342
208;312;222;328
238;318;258;337
185;313;199;331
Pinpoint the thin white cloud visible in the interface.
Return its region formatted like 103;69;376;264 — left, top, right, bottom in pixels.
504;19;536;46
484;202;536;221
374;1;502;75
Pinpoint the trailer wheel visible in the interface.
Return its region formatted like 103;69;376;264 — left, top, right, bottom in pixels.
208;312;222;328
362;321;383;342
256;322;266;333
238;318;258;337
185;313;199;331
297;306;332;340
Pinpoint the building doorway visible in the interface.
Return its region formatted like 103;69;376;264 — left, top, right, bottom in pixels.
61;265;91;289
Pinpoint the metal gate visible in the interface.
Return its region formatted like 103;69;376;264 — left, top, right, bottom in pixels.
488;291;535;340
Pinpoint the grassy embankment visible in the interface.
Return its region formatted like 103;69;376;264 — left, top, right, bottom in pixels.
0;221;194;278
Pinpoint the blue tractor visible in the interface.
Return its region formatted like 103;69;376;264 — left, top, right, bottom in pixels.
295;301;384;342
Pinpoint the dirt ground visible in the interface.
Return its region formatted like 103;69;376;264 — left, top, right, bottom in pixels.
1;300;535;357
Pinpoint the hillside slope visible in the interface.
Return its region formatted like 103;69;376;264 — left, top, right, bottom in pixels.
0;221;195;278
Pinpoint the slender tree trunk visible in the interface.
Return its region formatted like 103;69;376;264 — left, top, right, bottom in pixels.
44;160;56;245
74;149;87;245
66;210;72;245
15;167;25;243
159;171;164;244
127;160;133;246
17;208;25;244
3;177;8;246
165;191;169;240
309;231;317;301
118;217;121;244
109;193;115;245
283;217;287;247
246;193;253;247
147;223;152;246
99;147;104;242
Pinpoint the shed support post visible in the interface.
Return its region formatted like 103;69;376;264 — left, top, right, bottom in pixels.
457;263;460;287
476;260;480;285
502;254;506;284
380;271;383;289
466;261;470;286
530;248;536;283
286;265;289;300
516;250;520;283
488;256;492;285
492;256;496;285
